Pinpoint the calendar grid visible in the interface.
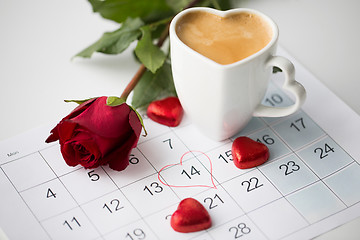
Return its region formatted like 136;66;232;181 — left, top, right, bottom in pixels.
40;150;105;239
293;148;353;209
100;167;162;239
1;77;360;240
206;115;309;238
207;179;271;240
0;161;53;239
136;146;184;202
0;118;356;240
173;123;272;239
0;124;351;240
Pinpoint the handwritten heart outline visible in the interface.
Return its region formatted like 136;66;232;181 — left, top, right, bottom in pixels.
158;150;217;189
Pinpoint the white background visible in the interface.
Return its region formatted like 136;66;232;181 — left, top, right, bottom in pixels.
1;0;359;239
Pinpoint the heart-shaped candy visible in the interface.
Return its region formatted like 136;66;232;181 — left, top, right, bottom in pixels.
171;198;212;233
232;136;269;169
147;97;184;127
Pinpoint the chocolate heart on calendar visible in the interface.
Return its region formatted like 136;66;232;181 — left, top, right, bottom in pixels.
232;136;269;169
171;198;212;233
147;97;184;127
158;151;216;189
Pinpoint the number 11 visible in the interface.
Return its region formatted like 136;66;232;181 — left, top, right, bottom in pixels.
63;217;81;230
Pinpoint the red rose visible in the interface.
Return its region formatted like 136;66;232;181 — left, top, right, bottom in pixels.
46;97;142;171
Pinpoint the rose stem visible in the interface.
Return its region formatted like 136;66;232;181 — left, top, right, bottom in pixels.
120;0;203;101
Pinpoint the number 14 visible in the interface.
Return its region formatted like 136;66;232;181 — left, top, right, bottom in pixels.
181;166;200;179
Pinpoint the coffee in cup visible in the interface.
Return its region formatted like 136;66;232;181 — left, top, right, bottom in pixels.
175;11;273;65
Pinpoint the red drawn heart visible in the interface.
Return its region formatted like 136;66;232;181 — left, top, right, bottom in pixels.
158;151;216;189
147;96;184;127
171;198;212;233
232;136;269;169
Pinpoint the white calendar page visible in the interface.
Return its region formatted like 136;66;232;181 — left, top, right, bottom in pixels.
1;48;360;240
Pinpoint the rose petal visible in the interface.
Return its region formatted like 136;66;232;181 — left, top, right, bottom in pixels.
46;98;97;143
57;121;77;144
128;109;142;146
71;97;132;138
64;98;97;120
106;133;135;171
106;132;142;171
106;109;142;171
61;141;80;167
45;124;60;143
70;131;102;168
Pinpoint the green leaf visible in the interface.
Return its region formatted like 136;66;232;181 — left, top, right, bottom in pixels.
218;0;232;10
147;16;172;39
88;0;173;24
165;0;231;11
195;0;232;10
135;26;166;73
106;96;126;106
74;17;144;58
131;62;176;109
165;0;193;12
209;0;221;10
64;98;94;105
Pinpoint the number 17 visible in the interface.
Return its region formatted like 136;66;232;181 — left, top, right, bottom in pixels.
290;117;305;131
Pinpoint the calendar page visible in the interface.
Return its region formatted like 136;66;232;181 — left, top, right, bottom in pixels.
1;48;360;240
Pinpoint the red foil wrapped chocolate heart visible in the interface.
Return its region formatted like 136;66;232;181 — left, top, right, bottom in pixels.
171;198;212;233
147;97;184;127
232;136;270;169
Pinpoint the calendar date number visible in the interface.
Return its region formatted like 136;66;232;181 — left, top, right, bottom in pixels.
63;217;81;230
219;150;233;164
181;166;200;179
204;194;224;210
314;143;334;159
143;182;163;195
103;198;124;213
125;228;146;240
229;222;251;238
241;177;263;192
279;161;300;176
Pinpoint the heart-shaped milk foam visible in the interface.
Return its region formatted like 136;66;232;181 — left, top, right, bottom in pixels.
171;198;212;233
232;136;269;169
175;10;272;65
147;97;184;127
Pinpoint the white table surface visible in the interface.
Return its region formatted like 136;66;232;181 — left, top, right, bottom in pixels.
1;0;359;239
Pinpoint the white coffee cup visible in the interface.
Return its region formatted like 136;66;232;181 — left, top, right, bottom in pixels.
170;7;306;141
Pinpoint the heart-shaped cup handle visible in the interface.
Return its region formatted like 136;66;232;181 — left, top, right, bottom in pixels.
253;56;306;117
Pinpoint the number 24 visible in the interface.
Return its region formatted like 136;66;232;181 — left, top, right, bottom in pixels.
314;143;334;159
